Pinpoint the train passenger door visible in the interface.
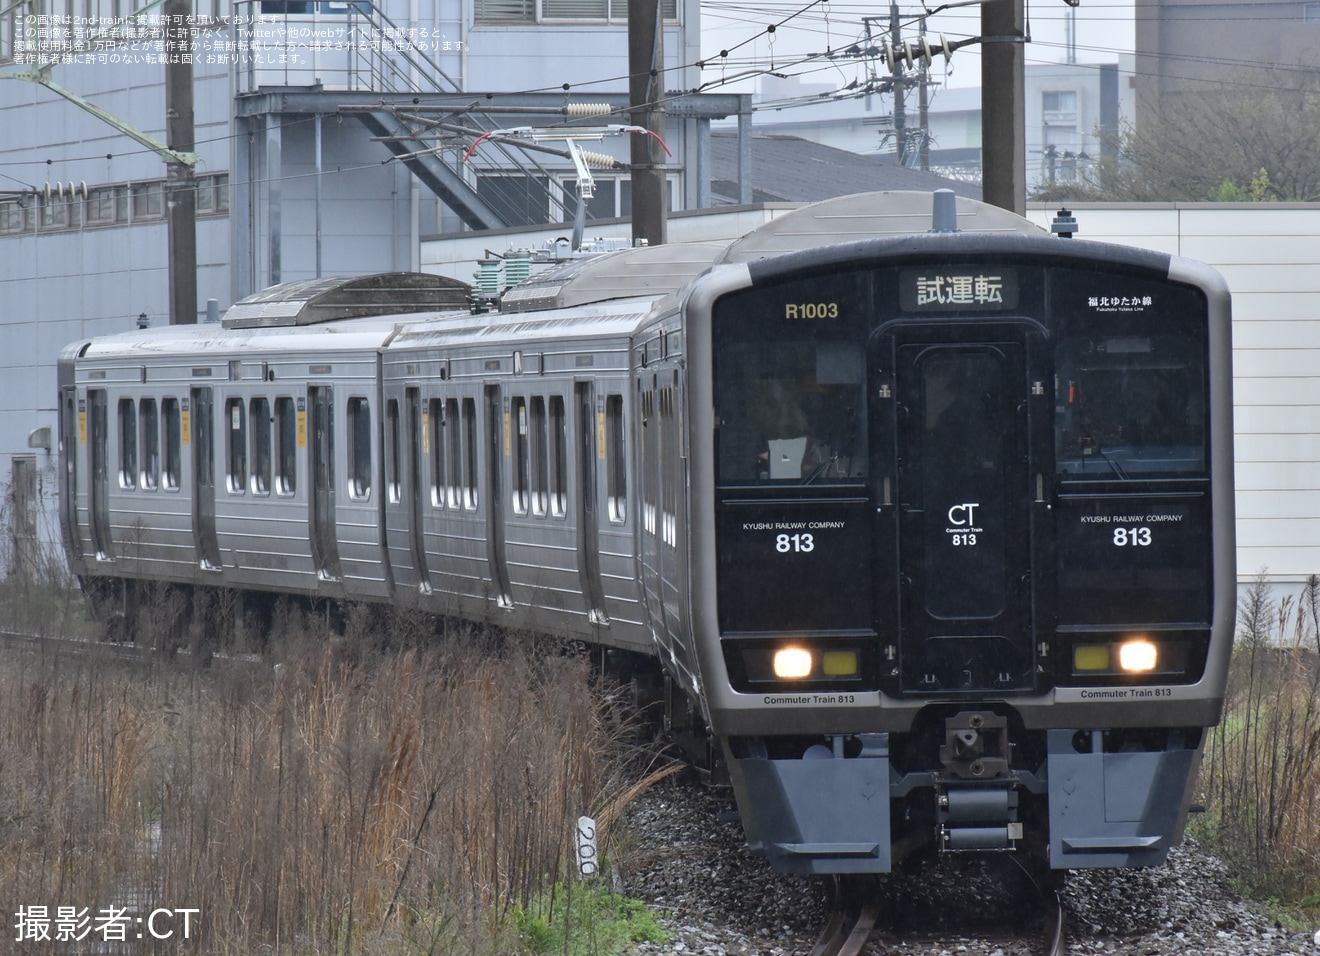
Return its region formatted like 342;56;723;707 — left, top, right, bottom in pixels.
87;389;113;561
60;386;83;565
308;386;342;581
880;334;1035;693
406;388;431;592
190;387;222;570
575;382;609;625
484;386;513;608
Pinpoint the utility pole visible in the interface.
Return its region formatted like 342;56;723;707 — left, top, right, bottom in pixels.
890;1;907;167
165;0;198;323
628;0;666;246
980;0;1026;214
918;16;930;170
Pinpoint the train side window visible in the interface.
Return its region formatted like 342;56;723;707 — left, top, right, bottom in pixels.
347;397;372;500
428;398;445;507
444;398;461;508
511;396;529;515
461;397;478;510
606;393;626;523
274;397;297;496
139;399;159;490
660;388;676;546
548;395;567;518
640;389;656;537
529;396;548;517
226;397;247;494
162;398;181;491
251;396;272;495
118;398;137;490
386;398;402;505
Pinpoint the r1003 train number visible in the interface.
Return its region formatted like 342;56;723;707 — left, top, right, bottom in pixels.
784;302;839;320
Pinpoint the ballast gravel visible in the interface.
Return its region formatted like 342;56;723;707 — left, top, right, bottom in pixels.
616;775;1318;956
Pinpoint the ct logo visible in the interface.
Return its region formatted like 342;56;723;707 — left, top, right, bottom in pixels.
947;503;980;526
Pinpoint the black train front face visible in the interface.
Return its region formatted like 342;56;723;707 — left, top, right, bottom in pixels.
673;232;1235;873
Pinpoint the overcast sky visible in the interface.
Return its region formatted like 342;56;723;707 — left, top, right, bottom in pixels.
697;0;1136;96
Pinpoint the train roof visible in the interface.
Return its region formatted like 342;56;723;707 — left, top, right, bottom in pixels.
387;297;654;349
498;241;731;313
220;271;471;328
64;191;1059;369
719;190;1047;263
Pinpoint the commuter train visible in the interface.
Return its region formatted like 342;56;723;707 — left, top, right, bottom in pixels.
58;191;1235;875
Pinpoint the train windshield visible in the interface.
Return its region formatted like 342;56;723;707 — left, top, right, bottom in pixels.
1054;332;1206;478
716;338;868;484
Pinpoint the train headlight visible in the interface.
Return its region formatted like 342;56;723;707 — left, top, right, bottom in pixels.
1118;638;1159;673
725;638;874;691
1062;632;1200;684
773;647;814;679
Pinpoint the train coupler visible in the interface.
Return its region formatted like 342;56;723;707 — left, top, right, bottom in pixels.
936;785;1023;852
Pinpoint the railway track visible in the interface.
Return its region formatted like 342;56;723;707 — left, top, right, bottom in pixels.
810;871;1066;956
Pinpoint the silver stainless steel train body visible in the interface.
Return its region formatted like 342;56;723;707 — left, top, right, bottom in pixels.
58;192;1235;876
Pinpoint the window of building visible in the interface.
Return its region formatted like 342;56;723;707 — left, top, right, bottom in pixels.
347;397;372;499
39;195;76;230
251;396;272;495
474;0;532;18
476;175;553;227
1;200;28;234
162;397;181;491
86;186;128;226
1043;90;1077;113
118;398;137;489
131;182;164;220
275;396;297;495
140;399;159;490
476;0;673;20
226;397;247;493
1307;1;1320;20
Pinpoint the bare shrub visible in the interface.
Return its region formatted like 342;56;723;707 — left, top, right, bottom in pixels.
1200;571;1320;901
0;616;649;954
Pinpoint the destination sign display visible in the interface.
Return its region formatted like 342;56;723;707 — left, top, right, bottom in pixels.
899;267;1019;312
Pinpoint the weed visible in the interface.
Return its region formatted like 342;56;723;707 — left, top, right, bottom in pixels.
0;596;670;954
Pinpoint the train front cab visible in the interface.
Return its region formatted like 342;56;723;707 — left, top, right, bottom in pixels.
683;236;1235;874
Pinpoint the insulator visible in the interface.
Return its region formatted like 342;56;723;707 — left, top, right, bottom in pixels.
565;102;612;119
937;33;953;65
921;36;934;66
883;36;894;67
578;150;619;169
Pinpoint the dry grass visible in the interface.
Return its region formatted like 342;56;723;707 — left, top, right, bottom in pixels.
1198;572;1320;908
0;595;655;955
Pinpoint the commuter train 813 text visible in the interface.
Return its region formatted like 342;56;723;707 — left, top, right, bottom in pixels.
58;191;1235;875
